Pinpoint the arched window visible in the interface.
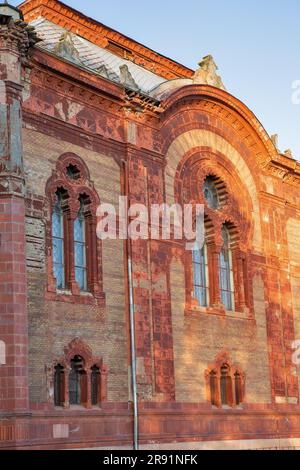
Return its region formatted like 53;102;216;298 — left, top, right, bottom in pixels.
220;364;232;406
52;192;65;289
69;355;87;406
74;198;87;291
209;370;218;406
219;226;235;311
207;358;245;408
54;364;65;407
192;243;209;307
91;365;101;406
47;153;104;303
204;177;219;210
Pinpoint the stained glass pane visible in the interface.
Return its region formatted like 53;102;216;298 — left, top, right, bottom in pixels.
53;264;64;290
74;217;84;242
219;227;235;311
52;211;63;237
52;196;65;290
75;242;85;267
192;245;209;307
53;238;63;264
74;200;87;291
76;267;87;291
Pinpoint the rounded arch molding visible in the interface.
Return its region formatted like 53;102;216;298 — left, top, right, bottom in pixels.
164;129;263;251
160;84;277;166
173;146;254;250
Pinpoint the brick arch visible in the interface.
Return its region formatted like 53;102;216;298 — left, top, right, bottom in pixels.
160;85;277;166
164;129;262;251
174;147;254;249
45;152;105;305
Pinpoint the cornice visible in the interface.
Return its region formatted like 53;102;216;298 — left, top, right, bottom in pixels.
19;0;194;80
29;47;124;106
27;48;164;121
263;159;300;187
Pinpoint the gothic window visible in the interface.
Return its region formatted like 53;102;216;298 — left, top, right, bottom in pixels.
52;339;108;409
52;192;65;290
54;364;65;407
206;358;245;408
235;371;243;405
209;370;218;406
204;176;219;210
220;364;232;405
47;153;104;303
69;355;86;406
74;198;87;291
219;226;235;311
91;365;101;406
192;243;209;307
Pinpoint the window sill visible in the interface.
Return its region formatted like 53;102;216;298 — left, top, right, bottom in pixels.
212;405;245;411
54;405;103;411
185;305;254;321
45;289;106;307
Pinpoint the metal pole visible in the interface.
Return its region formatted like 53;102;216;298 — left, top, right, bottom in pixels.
122;159;139;450
128;255;139;450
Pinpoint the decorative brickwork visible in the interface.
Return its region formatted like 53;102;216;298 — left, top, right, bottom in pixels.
45;152;105;306
0;0;300;450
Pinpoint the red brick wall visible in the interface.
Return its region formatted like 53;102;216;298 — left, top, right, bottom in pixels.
1;30;300;448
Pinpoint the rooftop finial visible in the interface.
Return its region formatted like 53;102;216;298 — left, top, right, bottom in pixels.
193;55;226;90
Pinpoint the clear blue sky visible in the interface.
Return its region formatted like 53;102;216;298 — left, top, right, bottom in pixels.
16;0;300;158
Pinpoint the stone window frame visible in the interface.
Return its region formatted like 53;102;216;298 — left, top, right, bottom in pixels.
52;338;108;409
205;352;245;408
45;153;105;306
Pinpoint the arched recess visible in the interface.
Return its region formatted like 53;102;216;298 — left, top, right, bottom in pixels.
160;85;278;252
164;129;262;251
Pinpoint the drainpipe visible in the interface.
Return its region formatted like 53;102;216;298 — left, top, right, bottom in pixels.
122;159;139;450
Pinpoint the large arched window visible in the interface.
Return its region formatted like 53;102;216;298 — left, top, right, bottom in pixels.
74;198;87;291
192;243;209;307
52;192;65;290
46;153;105;303
219;226;235;311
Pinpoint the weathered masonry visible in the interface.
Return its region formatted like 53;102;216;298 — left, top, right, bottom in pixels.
1;0;300;450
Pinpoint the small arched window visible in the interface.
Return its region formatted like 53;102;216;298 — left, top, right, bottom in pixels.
192;243;209;307
219;226;235;311
54;364;65;407
209;370;218;406
220;364;232;406
91;365;101;406
69;355;86;406
204;177;219;210
52;192;65;289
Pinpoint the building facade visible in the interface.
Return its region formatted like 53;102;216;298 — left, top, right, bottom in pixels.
1;0;300;450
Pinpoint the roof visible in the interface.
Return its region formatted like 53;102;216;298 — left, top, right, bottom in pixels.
30;17;167;94
19;0;194;82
